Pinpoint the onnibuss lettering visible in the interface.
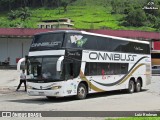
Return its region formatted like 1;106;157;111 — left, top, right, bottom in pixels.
89;52;137;62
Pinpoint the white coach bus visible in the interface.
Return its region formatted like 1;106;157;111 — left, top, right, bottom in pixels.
25;30;151;99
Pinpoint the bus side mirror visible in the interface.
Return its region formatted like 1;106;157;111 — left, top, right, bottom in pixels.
17;58;25;71
57;56;64;72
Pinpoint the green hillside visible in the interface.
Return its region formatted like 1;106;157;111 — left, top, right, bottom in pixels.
0;0;159;31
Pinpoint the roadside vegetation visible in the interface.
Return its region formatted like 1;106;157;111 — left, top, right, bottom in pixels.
0;0;160;31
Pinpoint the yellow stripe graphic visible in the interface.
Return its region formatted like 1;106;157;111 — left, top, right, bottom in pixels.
118;64;145;85
80;71;105;92
79;63;146;91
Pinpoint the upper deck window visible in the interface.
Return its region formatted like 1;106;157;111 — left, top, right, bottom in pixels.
65;34;88;48
30;33;64;51
64;34;98;50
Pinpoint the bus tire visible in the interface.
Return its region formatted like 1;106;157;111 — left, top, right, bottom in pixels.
127;80;135;93
76;83;87;99
135;80;142;92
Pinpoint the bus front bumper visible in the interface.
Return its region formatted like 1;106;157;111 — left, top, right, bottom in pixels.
27;89;66;97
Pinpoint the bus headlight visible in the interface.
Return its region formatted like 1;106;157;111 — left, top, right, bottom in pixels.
51;86;62;90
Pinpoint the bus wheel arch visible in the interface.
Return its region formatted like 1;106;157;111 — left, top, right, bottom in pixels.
135;77;142;92
127;77;135;93
76;81;88;99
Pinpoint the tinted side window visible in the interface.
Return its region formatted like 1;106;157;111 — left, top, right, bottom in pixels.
121;41;132;53
64;34;98;50
97;37;110;51
63;59;81;80
85;63;90;76
121;63;129;74
97;63;110;75
82;35;98;50
121;41;150;54
85;62;128;76
108;39;125;52
146;44;150;54
89;63;97;75
133;43;146;54
84;62;98;76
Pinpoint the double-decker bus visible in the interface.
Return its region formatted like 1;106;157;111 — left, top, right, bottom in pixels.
25;30;151;99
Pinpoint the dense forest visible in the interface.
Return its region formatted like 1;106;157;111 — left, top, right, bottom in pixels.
0;0;76;12
0;0;160;31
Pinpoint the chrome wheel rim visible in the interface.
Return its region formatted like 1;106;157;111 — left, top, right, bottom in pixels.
78;87;86;98
137;82;141;91
129;82;134;92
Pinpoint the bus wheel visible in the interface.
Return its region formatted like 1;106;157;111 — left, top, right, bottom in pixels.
76;83;87;99
135;80;142;92
127;80;135;93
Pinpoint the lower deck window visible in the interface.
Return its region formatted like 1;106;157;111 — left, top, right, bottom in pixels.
85;62;128;76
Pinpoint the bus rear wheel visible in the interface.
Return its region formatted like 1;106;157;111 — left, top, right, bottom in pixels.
127;80;135;93
76;83;87;99
135;80;142;92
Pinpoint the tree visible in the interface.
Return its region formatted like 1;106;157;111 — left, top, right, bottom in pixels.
7;7;31;21
60;0;76;12
110;0;121;14
18;7;31;21
8;10;19;20
124;8;147;27
154;18;160;31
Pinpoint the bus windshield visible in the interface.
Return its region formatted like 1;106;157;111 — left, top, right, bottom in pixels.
27;57;63;81
30;33;64;51
27;56;81;81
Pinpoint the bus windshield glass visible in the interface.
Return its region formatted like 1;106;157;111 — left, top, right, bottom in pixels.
27;57;63;81
30;33;64;51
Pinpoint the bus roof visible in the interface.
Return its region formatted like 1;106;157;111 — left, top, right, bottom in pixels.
81;31;150;44
34;30;81;35
35;30;150;44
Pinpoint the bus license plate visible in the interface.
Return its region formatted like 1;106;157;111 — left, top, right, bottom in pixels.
39;92;44;95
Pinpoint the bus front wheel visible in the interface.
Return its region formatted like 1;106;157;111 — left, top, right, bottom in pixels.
76;83;87;99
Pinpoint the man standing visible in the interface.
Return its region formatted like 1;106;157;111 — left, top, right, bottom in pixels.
16;69;27;91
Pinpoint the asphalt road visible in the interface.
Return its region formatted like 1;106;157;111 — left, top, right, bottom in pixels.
0;70;160;119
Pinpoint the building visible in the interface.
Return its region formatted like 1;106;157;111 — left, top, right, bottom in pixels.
0;28;160;66
0;28;49;66
37;18;74;29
